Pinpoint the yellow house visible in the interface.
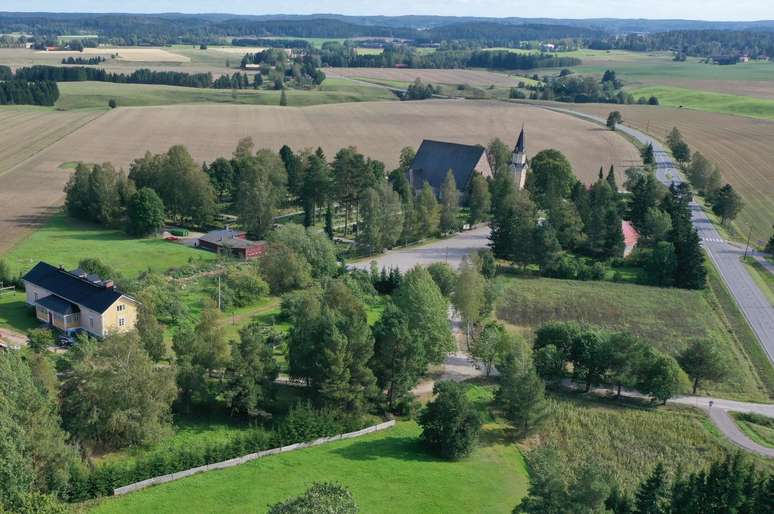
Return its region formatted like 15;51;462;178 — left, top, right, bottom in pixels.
22;261;138;338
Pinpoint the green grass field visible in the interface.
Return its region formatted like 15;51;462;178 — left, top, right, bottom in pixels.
84;421;528;514
733;413;774;448
0;291;38;332
55;79;396;110
2;212;214;279
534;392;758;493
742;257;774;306
626;85;774;120
493;273;768;400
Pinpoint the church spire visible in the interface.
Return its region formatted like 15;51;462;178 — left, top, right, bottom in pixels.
515;125;525;154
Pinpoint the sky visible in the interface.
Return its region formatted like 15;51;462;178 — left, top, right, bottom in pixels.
4;1;773;22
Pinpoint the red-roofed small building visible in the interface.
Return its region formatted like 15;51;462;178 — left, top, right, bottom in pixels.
622;220;640;257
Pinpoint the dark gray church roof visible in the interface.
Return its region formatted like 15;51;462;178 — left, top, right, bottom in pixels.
515;127;525;154
409;140;486;191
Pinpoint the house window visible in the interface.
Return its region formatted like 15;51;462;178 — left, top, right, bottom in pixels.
117;304;126;312
118;318;126;327
89;318;94;329
34;292;38;300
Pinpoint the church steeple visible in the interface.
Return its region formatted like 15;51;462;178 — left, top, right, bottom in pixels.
509;125;528;190
515;125;525;155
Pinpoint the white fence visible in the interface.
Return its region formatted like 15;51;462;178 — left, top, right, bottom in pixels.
113;420;396;496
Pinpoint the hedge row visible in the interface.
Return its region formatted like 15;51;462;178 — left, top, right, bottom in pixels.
66;404;372;502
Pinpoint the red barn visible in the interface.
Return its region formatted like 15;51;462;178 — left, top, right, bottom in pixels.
197;229;265;260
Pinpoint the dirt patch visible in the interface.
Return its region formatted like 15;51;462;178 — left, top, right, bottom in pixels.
39;47;190;63
327;68;523;87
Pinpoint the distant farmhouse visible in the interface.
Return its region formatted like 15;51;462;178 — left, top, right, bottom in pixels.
22;262;138;338
196;228;266;260
407;127;528;201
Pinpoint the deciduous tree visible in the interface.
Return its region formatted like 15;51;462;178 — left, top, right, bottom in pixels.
419;381;481;460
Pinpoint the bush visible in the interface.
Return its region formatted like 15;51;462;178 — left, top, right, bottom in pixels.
108;98;117;108
267;482;358;514
418;381;481;460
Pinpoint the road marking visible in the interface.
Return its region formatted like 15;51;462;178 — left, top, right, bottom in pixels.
701;238;725;243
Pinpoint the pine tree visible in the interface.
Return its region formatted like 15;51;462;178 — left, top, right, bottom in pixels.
496;360;549;436
673;226;706;290
439;170;460;233
635;463;670;514
606;165;617;191
279;88;288;106
324;205;334;239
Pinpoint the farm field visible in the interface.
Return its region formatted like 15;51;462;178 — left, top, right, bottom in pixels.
0;108;105;254
326;67;523;87
626;85;774;120
0;100;639;254
2;212;214;278
40;47;190;62
494;273;769;401
84;421;529;514
569;103;774;245
54;79;396;110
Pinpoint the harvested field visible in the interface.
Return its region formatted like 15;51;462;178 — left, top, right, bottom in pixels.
327;67;521;87
0;108;104;253
0;100;638;255
37;47;190;62
569;103;774;245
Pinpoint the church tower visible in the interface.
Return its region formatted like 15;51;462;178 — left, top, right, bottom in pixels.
509;126;528;190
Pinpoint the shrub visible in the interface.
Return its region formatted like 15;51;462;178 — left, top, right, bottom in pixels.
418;381;481;460
108;98;117;108
267;482;358;514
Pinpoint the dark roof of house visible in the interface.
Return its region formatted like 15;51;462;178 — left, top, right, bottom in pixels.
199;229;246;245
22;262;125;314
409;140;487;191
36;295;80;315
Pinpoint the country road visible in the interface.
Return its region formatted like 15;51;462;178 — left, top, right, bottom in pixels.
544;106;774;364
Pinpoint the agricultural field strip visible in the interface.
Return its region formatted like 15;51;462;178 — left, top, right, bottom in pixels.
542;104;774;363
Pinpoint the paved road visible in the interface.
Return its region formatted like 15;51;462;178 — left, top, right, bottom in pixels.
546;107;774;364
351;225;491;272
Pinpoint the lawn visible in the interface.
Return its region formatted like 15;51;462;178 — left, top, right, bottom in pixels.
0;291;38;332
493;273;769;401
732;412;774;448
2;212;214;279
55;79;396;110
626;85;774;120
84;421;528;514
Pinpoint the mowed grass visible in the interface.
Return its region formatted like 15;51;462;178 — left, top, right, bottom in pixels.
533;392;760;494
84;421;528;514
627;85;774;120
55;80;396;110
2;212;214;279
0;291;39;332
494;274;768;400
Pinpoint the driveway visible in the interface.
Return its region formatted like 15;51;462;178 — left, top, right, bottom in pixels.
351;225;491;272
544;106;774;364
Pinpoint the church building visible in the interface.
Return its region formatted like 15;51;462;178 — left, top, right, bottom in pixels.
407;127;528;202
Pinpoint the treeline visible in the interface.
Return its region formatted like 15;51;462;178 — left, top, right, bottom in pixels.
520;451;772;513
302;42;578;70
61;55;105;65
591;30;774;60
15;65;215;88
664;127;743;226
0;79;59;106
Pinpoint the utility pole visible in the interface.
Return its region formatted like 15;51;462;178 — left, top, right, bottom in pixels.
743;225;753;259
